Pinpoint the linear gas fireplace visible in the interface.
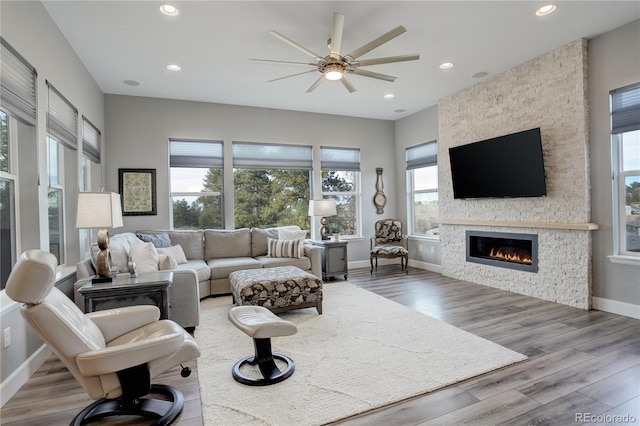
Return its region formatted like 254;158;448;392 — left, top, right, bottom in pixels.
466;230;538;273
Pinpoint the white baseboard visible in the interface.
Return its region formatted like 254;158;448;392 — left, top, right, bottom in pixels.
1;344;51;407
348;260;442;274
592;297;640;319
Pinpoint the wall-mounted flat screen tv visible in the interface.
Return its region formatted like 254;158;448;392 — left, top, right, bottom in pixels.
449;127;547;199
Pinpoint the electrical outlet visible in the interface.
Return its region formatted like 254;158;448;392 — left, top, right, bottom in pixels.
419;245;423;253
3;327;11;349
430;246;435;254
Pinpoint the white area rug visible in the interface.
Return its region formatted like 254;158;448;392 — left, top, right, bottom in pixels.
195;282;526;425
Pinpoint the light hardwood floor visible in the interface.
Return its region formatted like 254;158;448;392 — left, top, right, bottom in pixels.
2;267;639;425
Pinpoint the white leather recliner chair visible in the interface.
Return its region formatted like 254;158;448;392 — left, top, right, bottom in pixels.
5;250;201;425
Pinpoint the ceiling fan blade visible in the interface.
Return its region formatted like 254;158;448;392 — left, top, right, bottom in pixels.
268;69;317;83
251;58;317;67
329;12;345;59
350;68;397;82
340;75;356;93
345;26;407;60
352;54;420;67
268;30;324;61
306;75;325;93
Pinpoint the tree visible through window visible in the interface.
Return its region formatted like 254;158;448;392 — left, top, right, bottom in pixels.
234;169;310;229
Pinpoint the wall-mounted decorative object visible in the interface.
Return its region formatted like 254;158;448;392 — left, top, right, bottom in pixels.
373;167;386;214
119;168;157;216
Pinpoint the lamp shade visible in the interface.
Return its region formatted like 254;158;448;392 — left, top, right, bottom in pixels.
75;192;124;229
308;199;337;217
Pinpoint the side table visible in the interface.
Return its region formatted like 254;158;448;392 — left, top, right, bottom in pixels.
78;271;173;319
310;240;348;281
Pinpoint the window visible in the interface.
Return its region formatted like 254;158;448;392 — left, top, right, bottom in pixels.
1;110;17;289
47;82;78;265
80;117;102;256
170;139;224;229
611;84;640;257
320;147;360;236
233;142;311;229
1;37;36;288
406;140;439;237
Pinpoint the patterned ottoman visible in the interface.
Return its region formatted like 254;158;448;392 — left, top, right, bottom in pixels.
229;266;322;314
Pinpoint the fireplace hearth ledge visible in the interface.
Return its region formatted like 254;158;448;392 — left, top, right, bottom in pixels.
440;218;599;231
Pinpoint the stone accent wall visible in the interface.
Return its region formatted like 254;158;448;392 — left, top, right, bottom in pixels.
439;39;592;309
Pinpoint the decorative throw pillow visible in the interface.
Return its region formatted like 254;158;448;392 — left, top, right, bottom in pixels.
267;237;302;258
136;232;172;248
157;245;188;264
129;238;159;274
278;228;307;258
158;254;179;270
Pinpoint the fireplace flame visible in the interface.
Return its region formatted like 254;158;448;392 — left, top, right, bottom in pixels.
489;247;533;265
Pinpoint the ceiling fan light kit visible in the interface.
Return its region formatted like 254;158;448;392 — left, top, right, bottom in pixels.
251;12;420;93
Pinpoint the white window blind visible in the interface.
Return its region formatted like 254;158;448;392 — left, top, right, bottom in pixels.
170;139;223;167
320;146;361;171
611;83;640;134
406;140;437;170
0;37;37;125
233;142;312;169
47;82;78;150
82;116;101;163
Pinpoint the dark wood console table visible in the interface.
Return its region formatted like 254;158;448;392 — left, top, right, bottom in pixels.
78;271;173;319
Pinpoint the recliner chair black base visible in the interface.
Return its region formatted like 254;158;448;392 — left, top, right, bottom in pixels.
71;384;183;426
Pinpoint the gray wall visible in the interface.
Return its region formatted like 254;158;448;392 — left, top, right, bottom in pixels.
589;19;640;308
104;95;396;266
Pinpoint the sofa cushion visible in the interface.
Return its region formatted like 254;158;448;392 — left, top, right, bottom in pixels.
179;259;210;283
257;255;312;271
129;238;159;273
158;254;178;270
205;229;251;259
136;232;172;248
207;257;261;279
167;230;204;260
267;237;302;258
251;228;278;257
157;245;188;264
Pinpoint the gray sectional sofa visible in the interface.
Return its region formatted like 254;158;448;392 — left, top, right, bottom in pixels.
136;227;322;298
74;226;322;331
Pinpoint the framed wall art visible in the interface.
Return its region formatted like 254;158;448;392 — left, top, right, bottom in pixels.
118;168;157;216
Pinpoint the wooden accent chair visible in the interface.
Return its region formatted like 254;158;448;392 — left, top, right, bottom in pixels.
369;219;409;274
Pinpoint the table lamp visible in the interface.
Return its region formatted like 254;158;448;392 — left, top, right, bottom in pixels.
308;199;337;240
75;191;123;283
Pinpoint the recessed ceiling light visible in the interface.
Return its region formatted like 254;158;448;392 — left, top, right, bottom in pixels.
384;93;395;99
159;3;180;16
535;4;557;16
166;64;181;71
123;79;140;86
439;62;454;69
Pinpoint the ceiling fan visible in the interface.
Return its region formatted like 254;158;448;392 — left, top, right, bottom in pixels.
251;12;420;93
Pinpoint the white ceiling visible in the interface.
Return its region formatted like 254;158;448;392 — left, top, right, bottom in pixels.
42;1;640;121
